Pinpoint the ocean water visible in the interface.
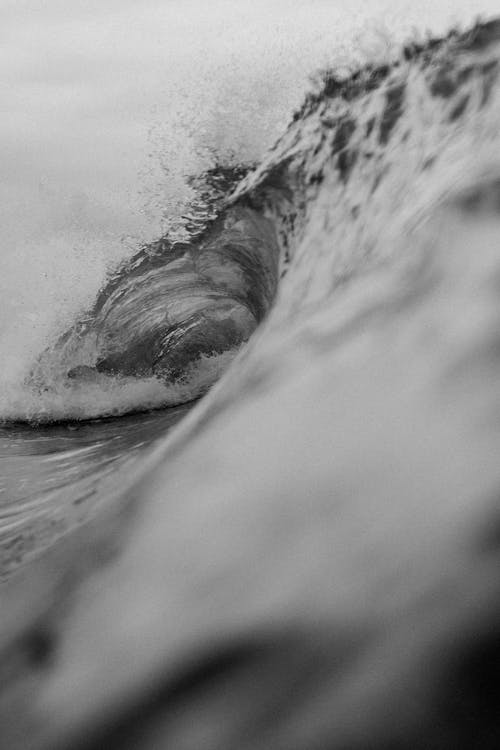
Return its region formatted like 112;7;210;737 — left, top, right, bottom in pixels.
1;0;499;575
2;7;500;748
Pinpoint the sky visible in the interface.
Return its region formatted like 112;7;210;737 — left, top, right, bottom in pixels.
1;0;499;386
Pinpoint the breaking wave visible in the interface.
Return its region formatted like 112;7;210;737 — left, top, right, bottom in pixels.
2;3;500;576
2;167;279;423
2;1;496;424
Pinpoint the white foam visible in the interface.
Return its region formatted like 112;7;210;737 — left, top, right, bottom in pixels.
0;349;239;423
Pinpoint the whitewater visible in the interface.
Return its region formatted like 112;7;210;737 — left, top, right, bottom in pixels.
2;3;500;748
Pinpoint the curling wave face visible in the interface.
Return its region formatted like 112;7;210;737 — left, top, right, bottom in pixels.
10;203;279;423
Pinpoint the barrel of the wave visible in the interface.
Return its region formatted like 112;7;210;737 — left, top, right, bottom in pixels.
71;205;280;393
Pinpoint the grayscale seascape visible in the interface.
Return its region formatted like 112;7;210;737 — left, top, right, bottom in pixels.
1;2;500;748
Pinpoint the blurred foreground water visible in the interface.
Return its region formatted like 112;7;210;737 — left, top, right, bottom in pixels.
0;406;191;578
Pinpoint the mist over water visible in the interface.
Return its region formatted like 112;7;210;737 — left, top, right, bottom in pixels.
2;0;499;419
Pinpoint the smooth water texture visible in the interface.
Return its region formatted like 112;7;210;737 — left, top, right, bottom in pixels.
0;405;191;578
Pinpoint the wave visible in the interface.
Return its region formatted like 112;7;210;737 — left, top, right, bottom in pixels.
4;169;279;423
3;17;500;750
4;13;500;425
